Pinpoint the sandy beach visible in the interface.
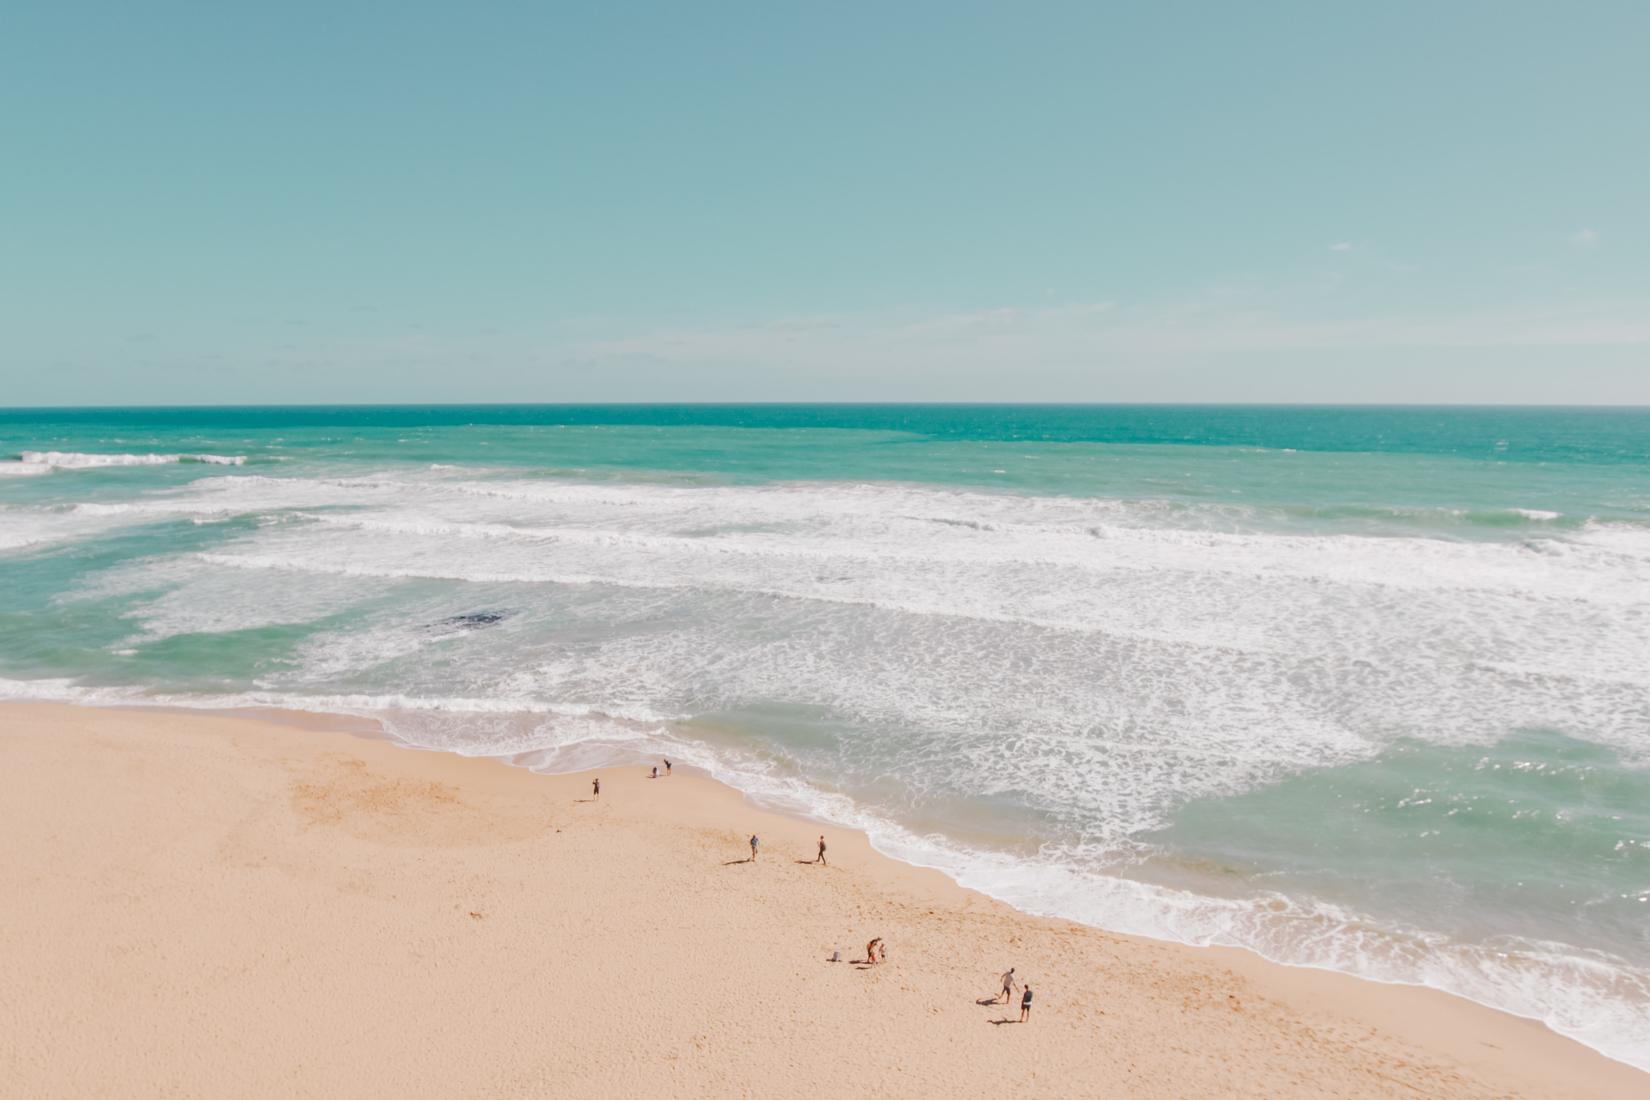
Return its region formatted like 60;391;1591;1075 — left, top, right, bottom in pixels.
1;702;1642;1099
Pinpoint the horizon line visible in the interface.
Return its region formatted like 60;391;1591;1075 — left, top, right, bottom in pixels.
5;401;1650;412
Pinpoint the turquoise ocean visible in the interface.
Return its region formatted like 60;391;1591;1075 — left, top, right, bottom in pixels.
3;404;1647;1068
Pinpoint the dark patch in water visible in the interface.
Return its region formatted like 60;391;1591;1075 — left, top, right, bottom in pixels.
428;609;517;633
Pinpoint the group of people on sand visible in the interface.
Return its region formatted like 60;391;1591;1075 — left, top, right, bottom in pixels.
585;767;1034;1024
590;759;674;797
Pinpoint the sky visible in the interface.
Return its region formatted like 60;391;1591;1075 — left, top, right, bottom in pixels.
3;1;1648;405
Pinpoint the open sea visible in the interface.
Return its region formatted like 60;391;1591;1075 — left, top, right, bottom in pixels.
2;404;1647;1069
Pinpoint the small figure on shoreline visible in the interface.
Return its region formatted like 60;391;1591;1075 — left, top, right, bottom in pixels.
1020;984;1033;1022
749;834;760;861
815;835;827;865
592;777;600;799
663;758;672;776
997;967;1018;1003
651;766;658;779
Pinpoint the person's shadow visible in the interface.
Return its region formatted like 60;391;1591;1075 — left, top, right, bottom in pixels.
988;1017;1018;1026
975;997;1001;1006
722;857;754;865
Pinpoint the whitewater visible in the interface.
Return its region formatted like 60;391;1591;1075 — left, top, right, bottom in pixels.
2;404;1647;1071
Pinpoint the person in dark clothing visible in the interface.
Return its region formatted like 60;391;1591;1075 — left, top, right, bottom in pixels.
1020;984;1033;1022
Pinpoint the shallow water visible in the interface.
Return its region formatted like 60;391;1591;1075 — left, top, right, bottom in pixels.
2;404;1647;1067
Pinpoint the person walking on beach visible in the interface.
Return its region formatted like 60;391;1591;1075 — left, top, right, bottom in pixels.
663;758;672;776
749;834;760;861
1020;984;1033;1022
998;967;1018;1004
592;777;600;799
815;835;827;865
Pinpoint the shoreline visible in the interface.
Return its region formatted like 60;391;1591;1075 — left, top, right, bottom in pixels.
4;699;1645;1098
73;697;1650;1071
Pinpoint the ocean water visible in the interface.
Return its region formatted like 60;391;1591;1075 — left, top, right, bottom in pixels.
2;404;1647;1068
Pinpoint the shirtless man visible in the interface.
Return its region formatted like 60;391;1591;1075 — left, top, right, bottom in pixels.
815;835;827;865
998;967;1018;1004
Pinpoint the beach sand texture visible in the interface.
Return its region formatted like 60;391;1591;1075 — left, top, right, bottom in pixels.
2;703;1642;1099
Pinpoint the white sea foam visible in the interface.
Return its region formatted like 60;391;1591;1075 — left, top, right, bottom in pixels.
0;506;150;553
0;461;52;477
102;471;1647;604
20;450;247;468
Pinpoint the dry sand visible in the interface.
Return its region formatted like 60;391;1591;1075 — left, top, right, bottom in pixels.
2;702;1643;1098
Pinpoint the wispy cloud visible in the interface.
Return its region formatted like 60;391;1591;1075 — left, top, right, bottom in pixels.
1329;241;1354;252
1569;227;1600;248
568;296;1650;372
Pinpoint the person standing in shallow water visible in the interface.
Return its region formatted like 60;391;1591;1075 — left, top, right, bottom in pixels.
815;835;827;865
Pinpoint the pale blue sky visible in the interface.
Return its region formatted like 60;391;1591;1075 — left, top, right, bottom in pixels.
3;2;1647;404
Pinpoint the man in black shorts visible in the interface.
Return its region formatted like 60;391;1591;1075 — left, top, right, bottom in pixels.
1020;983;1033;1022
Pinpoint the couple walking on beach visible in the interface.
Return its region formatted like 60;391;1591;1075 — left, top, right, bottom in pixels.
999;967;1033;1022
745;833;827;865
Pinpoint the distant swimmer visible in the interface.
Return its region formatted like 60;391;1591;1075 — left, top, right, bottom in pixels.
1020;984;1033;1022
816;835;828;865
749;834;760;861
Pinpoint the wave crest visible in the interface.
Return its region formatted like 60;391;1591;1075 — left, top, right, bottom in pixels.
19;450;247;469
